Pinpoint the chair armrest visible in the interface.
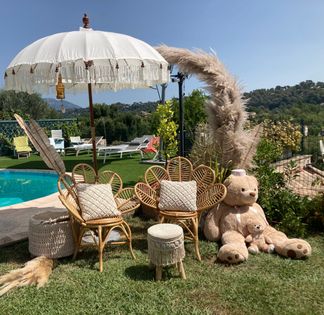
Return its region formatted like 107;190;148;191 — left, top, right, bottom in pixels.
115;187;140;215
197;183;227;213
58;195;85;224
134;182;158;209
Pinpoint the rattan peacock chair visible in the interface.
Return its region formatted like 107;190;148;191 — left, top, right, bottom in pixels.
135;156;227;261
72;163;139;216
57;173;137;272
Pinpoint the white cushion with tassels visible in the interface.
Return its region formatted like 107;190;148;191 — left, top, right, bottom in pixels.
76;184;121;220
158;180;197;211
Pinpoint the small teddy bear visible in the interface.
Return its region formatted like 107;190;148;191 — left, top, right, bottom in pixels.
245;218;275;254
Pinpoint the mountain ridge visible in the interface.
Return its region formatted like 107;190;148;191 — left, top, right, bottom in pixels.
44;98;81;111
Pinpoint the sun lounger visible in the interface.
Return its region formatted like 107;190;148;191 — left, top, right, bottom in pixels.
70;136;84;145
65;136;103;156
13;135;32;158
141;136;160;160
48;130;65;154
99;135;156;163
101;143;143;163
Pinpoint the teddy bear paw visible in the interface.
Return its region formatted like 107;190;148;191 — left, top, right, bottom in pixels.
267;244;275;253
217;244;248;264
276;239;312;259
248;245;259;255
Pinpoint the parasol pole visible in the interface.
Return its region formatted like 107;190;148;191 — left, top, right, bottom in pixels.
87;82;98;176
83;14;98;177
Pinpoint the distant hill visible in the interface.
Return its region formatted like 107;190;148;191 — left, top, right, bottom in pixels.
244;80;324;110
110;101;158;113
44;98;81;111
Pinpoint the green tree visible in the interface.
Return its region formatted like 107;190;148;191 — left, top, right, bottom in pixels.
171;89;207;153
156;101;178;161
0;90;58;120
171;89;207;135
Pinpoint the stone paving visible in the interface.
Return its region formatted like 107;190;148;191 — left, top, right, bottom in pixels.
0;192;66;247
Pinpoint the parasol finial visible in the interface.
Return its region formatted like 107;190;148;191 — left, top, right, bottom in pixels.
82;14;90;28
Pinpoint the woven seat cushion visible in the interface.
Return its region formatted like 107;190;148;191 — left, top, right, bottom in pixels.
158;180;197;211
76;183;121;220
148;223;183;240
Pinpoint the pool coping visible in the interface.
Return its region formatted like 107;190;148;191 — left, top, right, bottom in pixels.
0;169;67;247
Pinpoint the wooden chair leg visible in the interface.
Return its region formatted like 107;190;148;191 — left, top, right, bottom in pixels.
192;217;201;261
155;266;162;281
121;221;136;260
73;227;85;260
159;215;165;224
178;261;186;279
98;225;104;272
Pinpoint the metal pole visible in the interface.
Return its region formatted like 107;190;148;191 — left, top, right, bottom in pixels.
88;82;98;176
158;83;167;161
178;72;185;156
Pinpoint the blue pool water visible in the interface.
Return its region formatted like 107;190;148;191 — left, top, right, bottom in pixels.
0;170;58;207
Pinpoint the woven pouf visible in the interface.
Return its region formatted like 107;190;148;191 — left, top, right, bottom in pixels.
147;223;186;280
28;210;74;259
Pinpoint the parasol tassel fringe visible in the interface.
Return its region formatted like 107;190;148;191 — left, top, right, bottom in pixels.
5;63;169;94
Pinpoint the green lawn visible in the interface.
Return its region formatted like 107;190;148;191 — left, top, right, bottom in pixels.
0;223;323;315
0;154;324;314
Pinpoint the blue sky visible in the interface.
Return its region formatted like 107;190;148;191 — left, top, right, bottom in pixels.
1;0;324;107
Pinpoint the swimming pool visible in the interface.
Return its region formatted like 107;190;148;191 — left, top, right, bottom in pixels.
0;170;58;207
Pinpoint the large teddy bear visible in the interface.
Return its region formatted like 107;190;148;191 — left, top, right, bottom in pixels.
203;169;312;263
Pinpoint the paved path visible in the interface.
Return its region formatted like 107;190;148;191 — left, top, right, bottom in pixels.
0;192;66;247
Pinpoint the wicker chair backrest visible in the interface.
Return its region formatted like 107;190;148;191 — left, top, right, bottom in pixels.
145;165;170;190
72;163;97;184
57;174;84;223
167;156;193;182
98;170;123;195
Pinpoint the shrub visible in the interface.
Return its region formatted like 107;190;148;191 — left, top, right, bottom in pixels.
156;101;178;161
252;139;321;237
263;119;302;153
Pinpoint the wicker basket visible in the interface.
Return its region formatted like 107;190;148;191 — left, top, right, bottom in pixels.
28;210;74;259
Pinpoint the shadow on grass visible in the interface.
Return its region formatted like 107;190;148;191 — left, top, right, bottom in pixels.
131;239;148;252
124;264;154;281
0;241;30;264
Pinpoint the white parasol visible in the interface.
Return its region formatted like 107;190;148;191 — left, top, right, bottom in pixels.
5;14;169;173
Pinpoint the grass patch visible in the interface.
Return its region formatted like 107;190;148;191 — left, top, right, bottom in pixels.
0;218;323;315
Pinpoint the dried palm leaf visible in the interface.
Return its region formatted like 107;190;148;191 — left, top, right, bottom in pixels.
156;46;259;169
0;256;54;296
14;114;66;175
238;124;263;170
